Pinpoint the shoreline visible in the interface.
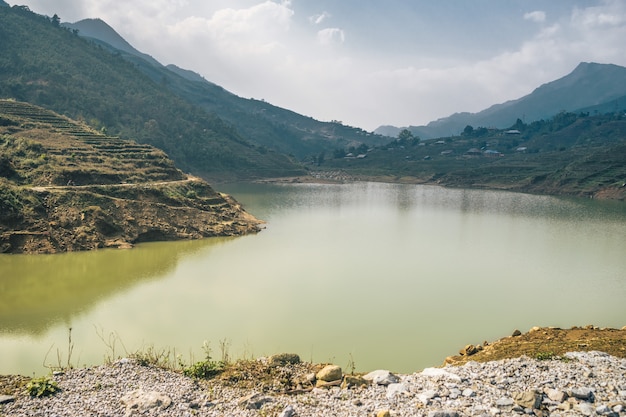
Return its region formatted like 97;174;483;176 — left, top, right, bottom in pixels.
251;171;626;201
2;326;626;416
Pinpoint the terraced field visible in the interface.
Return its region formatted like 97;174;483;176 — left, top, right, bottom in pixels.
0;100;262;254
0;99;184;186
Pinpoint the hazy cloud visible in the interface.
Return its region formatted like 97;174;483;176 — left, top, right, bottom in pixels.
317;28;345;45
524;10;546;23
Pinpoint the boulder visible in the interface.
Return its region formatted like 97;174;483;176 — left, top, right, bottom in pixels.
570;387;594;401
120;389;171;416
268;353;301;366
316;364;342;382
545;388;568;403
363;370;400;385
459;344;478;356
386;383;409;399
513;390;542;409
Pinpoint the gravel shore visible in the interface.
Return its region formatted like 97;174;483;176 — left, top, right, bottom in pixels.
2;351;625;417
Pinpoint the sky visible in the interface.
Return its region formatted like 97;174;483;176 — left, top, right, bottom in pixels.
9;0;626;131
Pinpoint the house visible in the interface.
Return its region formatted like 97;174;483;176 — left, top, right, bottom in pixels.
505;129;521;135
483;149;503;157
516;147;527;153
466;148;482;156
440;150;453;156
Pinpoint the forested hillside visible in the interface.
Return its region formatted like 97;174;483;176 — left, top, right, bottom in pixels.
0;5;305;180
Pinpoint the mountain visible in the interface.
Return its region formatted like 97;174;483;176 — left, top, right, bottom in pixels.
0;100;262;254
65;18;391;158
63;18;161;67
0;5;305;181
378;62;626;139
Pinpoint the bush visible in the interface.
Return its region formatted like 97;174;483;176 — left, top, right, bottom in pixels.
26;376;60;397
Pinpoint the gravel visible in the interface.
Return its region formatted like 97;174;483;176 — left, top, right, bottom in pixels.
2;351;626;416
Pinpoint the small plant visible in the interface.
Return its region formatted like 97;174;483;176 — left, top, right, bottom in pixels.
346;353;356;375
536;351;556;360
181;341;226;379
26;376;60;397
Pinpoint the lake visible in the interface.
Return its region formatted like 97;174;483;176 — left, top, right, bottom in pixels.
1;182;625;376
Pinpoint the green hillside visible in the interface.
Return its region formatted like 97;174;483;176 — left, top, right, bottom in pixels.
0;5;305;181
323;112;626;199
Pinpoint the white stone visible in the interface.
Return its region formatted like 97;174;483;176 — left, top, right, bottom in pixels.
421;367;462;382
363;370;400;386
386;383;408;399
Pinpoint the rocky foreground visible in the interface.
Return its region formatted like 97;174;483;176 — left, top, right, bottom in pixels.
1;350;625;417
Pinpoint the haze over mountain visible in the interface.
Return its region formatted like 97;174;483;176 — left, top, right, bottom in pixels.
64;18;388;159
377;62;626;139
0;5;306;181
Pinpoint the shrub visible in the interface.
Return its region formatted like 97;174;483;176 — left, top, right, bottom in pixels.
26;376;60;397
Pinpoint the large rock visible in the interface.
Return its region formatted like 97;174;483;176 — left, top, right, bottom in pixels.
120;389;171;416
268;353;301;366
363;370;400;386
316;365;342;382
513;390;542;409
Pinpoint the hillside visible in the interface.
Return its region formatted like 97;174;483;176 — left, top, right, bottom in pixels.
0;100;262;254
63;18;390;159
378;62;626;139
323;111;626;200
0;5;305;181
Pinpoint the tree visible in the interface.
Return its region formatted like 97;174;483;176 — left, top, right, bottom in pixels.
463;125;474;136
51;14;60;27
397;129;414;142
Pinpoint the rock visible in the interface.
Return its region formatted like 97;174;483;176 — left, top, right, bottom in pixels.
421;367;462;382
237;393;273;409
0;395;15;404
341;375;369;389
120;389;171;416
513;390;542;409
363;370;400;385
459;344;478;356
268;353;301;366
462;388;476;397
495;397;515;407
278;404;296;417
418;389;438;405
512;329;522;336
545;388;568;402
529;326;541;333
376;410;391;417
316;365;342;382
570;387;594;401
428;411;460;417
386;383;409;399
575;402;596;416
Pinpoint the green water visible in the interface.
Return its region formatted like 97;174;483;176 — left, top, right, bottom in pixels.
1;182;625;376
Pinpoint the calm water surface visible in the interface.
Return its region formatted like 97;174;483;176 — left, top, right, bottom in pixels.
1;182;625;375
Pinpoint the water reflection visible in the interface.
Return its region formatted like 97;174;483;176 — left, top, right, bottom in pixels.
0;237;234;335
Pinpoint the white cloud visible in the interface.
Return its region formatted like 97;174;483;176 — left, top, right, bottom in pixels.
524;10;546;23
317;28;345;45
309;11;331;25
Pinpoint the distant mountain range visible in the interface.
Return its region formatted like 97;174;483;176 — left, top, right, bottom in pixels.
376;62;626;139
63;18;388;159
